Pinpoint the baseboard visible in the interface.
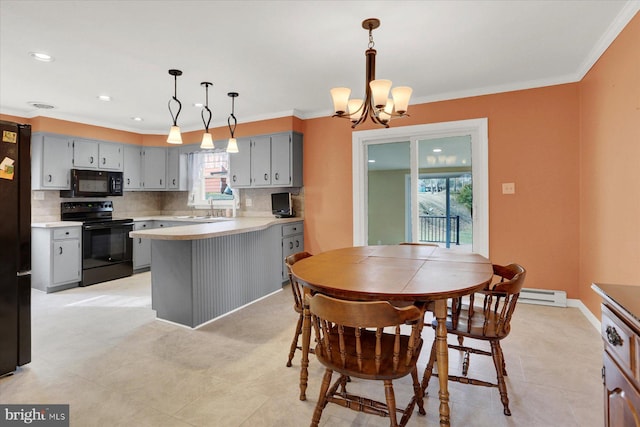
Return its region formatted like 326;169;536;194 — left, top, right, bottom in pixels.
568;298;601;331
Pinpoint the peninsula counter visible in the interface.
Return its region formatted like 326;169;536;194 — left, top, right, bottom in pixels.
130;217;303;328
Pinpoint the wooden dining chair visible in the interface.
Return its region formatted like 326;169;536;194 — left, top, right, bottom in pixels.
421;263;526;416
284;251;313;367
308;293;426;427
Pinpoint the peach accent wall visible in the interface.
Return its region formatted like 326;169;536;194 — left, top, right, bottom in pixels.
579;13;640;316
304;84;581;297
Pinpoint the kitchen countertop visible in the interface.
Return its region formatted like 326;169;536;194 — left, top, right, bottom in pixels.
32;221;83;228
130;216;303;241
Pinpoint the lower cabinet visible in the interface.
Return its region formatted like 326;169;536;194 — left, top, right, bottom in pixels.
32;226;82;293
133;221;153;271
281;222;304;281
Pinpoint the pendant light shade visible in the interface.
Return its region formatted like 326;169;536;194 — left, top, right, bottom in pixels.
226;92;239;153
329;19;412;129
167;69;183;144
200;82;214;149
227;138;239;153
167;125;182;144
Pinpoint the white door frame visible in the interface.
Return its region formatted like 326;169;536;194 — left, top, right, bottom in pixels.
352;118;489;257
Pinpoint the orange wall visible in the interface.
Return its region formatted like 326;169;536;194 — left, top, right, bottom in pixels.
578;13;640;316
304;84;581;297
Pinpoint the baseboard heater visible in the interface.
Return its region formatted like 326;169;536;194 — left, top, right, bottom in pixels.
518;288;567;307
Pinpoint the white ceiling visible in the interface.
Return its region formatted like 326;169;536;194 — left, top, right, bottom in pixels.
1;1;638;136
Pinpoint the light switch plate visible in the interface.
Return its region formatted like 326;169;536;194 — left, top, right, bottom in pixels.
33;191;45;200
245;198;253;207
502;183;515;194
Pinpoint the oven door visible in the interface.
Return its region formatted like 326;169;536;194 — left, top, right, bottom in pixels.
81;220;133;286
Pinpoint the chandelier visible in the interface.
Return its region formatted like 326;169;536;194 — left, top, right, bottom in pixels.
330;18;412;128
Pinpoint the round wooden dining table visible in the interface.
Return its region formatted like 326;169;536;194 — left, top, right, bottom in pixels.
291;244;494;426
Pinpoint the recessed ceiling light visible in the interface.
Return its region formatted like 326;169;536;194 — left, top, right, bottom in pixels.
97;95;112;102
193;102;204;108
433;148;442;153
29;51;54;62
28;101;55;109
368;159;376;163
131;117;143;122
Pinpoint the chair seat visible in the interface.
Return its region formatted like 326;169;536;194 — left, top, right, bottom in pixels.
432;305;510;339
314;327;423;380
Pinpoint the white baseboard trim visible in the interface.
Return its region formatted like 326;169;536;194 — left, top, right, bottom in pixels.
568;298;601;331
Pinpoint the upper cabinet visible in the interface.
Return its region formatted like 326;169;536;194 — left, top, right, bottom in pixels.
123;145;143;190
142;147;167;190
166;146;188;191
72;139;123;171
32;133;73;190
229;131;302;188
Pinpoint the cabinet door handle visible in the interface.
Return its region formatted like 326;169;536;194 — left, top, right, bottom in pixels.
172;179;176;185
48;174;52;182
160;179;163;185
606;326;623;346
232;175;237;182
264;173;268;181
295;239;300;248
275;172;279;180
58;246;63;255
90;156;94;164
289;242;293;250
102;157;106;165
127;178;130;185
138;238;142;244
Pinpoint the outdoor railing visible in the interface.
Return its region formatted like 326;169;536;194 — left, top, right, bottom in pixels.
419;215;460;245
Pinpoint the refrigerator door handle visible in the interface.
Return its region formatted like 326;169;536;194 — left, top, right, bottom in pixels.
17;270;31;277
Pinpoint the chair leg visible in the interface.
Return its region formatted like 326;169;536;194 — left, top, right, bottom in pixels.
497;341;508;376
286;313;304;367
490;340;511;416
411;367;426;416
383;380;399;427
421;338;437;394
310;369;333;427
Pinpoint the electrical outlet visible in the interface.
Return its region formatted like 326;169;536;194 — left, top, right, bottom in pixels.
245;198;252;207
502;183;515;194
33;191;45;201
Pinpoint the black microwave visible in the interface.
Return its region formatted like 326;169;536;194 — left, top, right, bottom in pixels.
60;169;124;198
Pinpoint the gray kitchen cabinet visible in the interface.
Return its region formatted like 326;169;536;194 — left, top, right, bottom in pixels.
142;147;167;190
228;137;251;187
32;226;81;293
133;221;152;271
281;222;304;281
31;133;72;190
72;139;99;168
98;142;123;170
228;132;302;188
167;146;188;191
72;139;123;171
123;145;142;190
251;135;272;186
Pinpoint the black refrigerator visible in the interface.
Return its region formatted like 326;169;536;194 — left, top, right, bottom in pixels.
0;120;31;376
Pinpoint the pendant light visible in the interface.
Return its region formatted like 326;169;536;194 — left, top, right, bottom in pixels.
330;18;412;129
226;92;239;153
200;82;214;149
167;69;183;144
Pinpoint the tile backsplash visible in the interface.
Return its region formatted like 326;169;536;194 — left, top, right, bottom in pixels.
31;188;304;222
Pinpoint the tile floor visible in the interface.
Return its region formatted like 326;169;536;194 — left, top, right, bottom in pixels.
1;272;604;426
